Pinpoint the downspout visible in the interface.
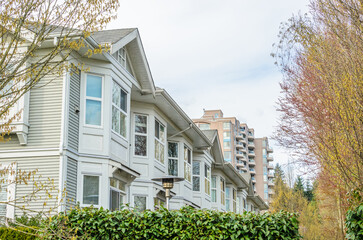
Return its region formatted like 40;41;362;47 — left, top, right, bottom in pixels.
167;123;193;140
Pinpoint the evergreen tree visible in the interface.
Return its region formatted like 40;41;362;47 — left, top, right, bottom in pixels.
294;176;304;193
304;180;314;202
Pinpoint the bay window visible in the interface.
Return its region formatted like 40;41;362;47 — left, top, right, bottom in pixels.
168;142;178;176
211;176;217;202
184;145;192;182
134;114;147;156
155;120;165;163
85;74;102;126
112;81;127;137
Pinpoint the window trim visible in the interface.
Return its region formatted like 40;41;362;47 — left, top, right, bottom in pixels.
84;73;104;128
82;174;101;207
111;81;128;139
184;144;192;183
204;164;211;196
133;114;148;157
133;195;147;211
220;177;225;206
154;118;166;164
167;141;179;176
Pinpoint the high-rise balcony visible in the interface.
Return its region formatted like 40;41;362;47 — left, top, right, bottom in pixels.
268;181;274;186
248;150;255;157
248;160;256;166
269;189;275;195
248;141;254;148
267;155;274;161
236;133;244;140
236;143;244;149
267;147;273;153
249;168;256;174
268;172;274;178
235;152;245;159
248;133;254;140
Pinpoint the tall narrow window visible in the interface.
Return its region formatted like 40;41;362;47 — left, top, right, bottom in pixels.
226;187;230;211
211;176;217;202
83;175;99;205
204;164;211;195
85;74;102;126
168;142;178;176
220;177;225;205
134;114;147;156
112;81;127;137
233;189;237;212
184;145;192;182
110;178;126;211
192;162;200;191
154;120;165;163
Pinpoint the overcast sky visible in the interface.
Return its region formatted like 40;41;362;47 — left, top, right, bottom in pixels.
108;0;310;170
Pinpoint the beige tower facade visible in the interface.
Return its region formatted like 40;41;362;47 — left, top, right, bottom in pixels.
254;137;274;204
193;109;274;200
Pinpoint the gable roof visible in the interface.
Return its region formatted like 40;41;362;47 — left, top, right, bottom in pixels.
91;28;136;45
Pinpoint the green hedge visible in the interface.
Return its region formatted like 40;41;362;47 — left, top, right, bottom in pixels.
43;207;301;240
0;226;37;240
346;203;363;240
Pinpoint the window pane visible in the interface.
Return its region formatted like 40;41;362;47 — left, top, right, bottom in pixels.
121;89;127;112
112;82;120;107
155;121;159;139
226;199;230;211
110;189;120;211
192;162;200;175
226;187;230;197
199;124;210;130
223;122;230;129
135;115;147;133
86;100;101;125
112;105;120;133
193;176;200;191
168;159;178;176
135;135;147;156
211;176;216;188
155;140;160;161
134;196;146;211
211;190;216;202
86;75;102;98
160;144;165;163
83;175;99;205
159;124;165;142
168;142;178;158
120;112;126;137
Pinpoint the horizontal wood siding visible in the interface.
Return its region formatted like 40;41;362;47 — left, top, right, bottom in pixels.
65;157;77;211
68;68;80;152
1;156;60;217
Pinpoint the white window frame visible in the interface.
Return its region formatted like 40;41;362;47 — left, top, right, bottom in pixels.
168;142;178;176
82;174;101;207
154;119;166;164
226;187;231;211
211;176;217;203
192;161;201;192
84;74;104;128
133;195;147;211
220;177;225;206
184;145;192;183
134;114;148;157
111;81;128;139
232;188;237;213
109;178;126;211
204;164;211;196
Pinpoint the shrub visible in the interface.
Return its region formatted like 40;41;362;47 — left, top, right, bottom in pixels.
43;206;301;240
346;203;363;240
0;226;37;240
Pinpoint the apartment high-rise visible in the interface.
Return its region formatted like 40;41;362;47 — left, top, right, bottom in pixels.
193;109;274;203
254;137;274;204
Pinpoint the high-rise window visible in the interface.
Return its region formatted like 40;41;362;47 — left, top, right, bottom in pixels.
223;122;230;130
224;151;231;161
112;81;127;137
184;145;192;182
85;74;102;126
134;114;147;156
223;131;230;139
223;141;231;148
168;142;178;176
155;120;165;163
199;124;210;130
211;176;217;202
192;162;200;191
205;164;211;195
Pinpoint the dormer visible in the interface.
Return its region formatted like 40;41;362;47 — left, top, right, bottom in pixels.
112;47;136;78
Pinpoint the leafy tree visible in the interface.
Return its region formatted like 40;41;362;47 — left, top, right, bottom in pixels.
0;0;120;140
273;0;362;208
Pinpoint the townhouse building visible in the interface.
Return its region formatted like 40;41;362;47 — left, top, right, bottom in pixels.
0;28;267;222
